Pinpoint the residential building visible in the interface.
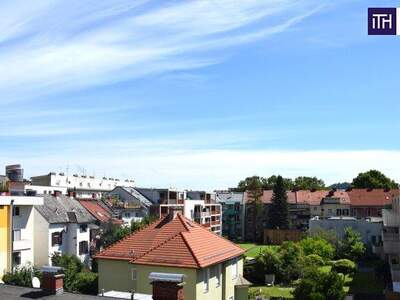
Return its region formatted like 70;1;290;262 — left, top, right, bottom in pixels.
25;185;68;196
33;195;96;266
95;212;249;300
154;190;222;235
216;191;246;240
382;196;400;292
309;216;383;245
347;188;398;218
78;199;122;225
31;172;135;199
106;187;153;223
0;195;43;278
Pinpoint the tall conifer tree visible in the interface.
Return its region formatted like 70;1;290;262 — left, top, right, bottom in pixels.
267;175;290;229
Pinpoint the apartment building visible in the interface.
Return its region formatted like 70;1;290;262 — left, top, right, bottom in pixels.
244;188;399;242
95;212;249;300
33;195;96;266
31;172;135;199
216;191;246;240
106;187;153;223
382;196;400;292
0;195;43;278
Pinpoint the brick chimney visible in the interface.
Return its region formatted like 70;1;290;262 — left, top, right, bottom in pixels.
41;266;64;295
149;272;185;300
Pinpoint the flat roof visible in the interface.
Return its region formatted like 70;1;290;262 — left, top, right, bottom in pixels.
0;196;43;206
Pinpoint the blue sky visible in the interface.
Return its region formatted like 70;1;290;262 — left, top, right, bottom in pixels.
1;0;400;189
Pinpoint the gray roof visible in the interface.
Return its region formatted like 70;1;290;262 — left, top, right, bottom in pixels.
36;195;96;224
121;187;153;207
216;192;244;204
135;188;168;205
0;284;119;300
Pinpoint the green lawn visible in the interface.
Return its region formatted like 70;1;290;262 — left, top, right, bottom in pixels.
238;243;279;258
250;286;294;299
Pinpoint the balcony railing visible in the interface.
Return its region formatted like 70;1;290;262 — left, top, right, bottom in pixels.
202;223;211;228
383;209;400;227
392;264;400;281
384;240;400;254
195;211;211;218
383;232;400;241
13;239;32;251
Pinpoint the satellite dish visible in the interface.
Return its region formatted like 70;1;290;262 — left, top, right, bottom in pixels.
32;277;40;289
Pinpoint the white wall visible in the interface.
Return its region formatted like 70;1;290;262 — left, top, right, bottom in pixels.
12;205;34;267
48;224;66;265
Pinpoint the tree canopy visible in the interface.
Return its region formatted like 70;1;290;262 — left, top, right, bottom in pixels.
267;175;290;229
352;170;398;189
236;175;326;191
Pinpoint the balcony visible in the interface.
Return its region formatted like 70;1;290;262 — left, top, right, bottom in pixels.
392;264;400;282
195;211;210;218
383;209;400;227
13;239;32;251
383;232;400;241
202;222;211;228
384;240;400;254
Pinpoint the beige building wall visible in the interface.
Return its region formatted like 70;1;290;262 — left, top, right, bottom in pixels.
97;257;245;300
32;209;49;267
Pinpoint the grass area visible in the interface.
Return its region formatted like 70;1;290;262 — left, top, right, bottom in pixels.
238;243;279;258
250;286;294;299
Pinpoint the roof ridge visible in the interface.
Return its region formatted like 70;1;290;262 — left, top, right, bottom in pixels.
96;216;166;257
177;213;191;231
180;231;201;268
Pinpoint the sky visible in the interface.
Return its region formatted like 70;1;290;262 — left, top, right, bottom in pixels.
1;0;400;190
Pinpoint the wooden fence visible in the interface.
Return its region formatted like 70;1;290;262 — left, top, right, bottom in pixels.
263;229;303;245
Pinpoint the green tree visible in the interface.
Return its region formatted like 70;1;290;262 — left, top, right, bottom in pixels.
279;241;304;283
293;268;346;300
252;247;282;284
265;175;294;190
245;176;265;242
236;175;268;192
339;227;365;261
267;175;290;229
331;259;356;277
51;253;84;292
352;170;398;189
329;182;351;189
294;176;326;190
300;237;335;261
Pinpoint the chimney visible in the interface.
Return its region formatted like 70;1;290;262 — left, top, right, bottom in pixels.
149;272;185;300
41;266;64;295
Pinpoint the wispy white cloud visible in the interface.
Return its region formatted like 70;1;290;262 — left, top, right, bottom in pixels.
0;0;325;102
3;148;400;190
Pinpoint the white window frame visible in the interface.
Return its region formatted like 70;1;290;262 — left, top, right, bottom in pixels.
216;264;221;287
203;268;209;293
131;269;137;281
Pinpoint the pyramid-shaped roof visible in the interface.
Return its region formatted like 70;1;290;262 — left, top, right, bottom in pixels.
95;214;244;268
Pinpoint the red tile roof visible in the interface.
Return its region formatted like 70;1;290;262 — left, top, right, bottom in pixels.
95;214;244;268
79;200;122;224
245;189;398;206
347;189;399;207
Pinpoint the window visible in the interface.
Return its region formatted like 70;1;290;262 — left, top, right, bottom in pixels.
13;230;21;241
231;259;238;280
79;241;88;255
124;212;131;218
203;268;209;293
216;264;221;287
80;224;87;233
131;269;137;281
51;232;62;246
336;209;341;216
12;252;21;266
13;206;20;216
